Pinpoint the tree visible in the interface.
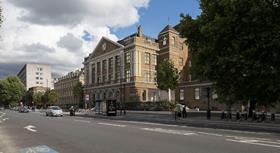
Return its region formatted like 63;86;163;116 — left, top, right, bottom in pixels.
156;60;179;102
73;82;84;108
33;92;44;106
178;0;280;109
42;89;58;107
0;76;26;106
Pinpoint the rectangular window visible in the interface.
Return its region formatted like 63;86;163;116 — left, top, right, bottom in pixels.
40;72;43;75
126;70;131;82
180;89;184;100
36;81;39;84
125;52;131;64
109;57;113;71
36;72;39;75
171;36;175;45
40;77;43;80
36;77;39;80
144;70;151;82
144;52;150;64
153;72;157;82
92;64;95;83
40;68;43;71
152;54;157;65
179;57;184;66
194;88;200;100
102;60;107;73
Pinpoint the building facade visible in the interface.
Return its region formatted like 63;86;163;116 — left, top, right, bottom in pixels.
54;70;85;108
83;25;190;104
17;64;53;90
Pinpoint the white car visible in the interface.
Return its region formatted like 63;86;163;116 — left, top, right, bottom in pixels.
46;106;63;117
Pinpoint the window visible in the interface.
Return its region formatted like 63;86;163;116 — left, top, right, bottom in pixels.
144;52;150;64
179;57;184;66
36;77;39;80
171;36;175;45
144;70;151;82
40;72;43;75
194;88;200;100
36;72;39;75
152;54;157;65
180;43;184;50
102;60;107;73
125;52;131;64
163;37;167;46
189;61;192;67
153;72;157;82
126;70;131;82
180;89;184;100
36;81;39;84
92;64;95;83
142;90;147;101
40;82;43;85
109;57;113;71
40;68;43;71
40;77;43;80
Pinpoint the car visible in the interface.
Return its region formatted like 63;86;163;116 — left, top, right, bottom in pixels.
19;107;30;113
46;106;63;117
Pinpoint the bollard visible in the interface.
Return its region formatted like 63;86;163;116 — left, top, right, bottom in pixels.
236;112;240;120
271;113;275;121
207;109;211;120
221;111;225;120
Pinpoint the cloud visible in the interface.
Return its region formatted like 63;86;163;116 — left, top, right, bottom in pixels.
23;43;55;53
0;0;150;79
57;33;83;52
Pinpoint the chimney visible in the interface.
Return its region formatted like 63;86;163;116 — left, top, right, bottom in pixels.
137;25;143;37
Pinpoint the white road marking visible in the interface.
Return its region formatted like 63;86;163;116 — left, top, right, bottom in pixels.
226;136;272;141
24;125;37;132
197;132;223;137
74;119;91;123
116;120;178;127
98;122;126;127
141;128;197;136
227;139;280;148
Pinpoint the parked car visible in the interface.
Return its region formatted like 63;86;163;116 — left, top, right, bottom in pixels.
19;107;30;113
46;106;63;117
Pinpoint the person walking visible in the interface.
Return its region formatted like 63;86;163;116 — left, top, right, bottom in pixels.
182;105;187;118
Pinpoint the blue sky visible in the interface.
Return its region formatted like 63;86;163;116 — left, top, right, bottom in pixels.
114;0;201;39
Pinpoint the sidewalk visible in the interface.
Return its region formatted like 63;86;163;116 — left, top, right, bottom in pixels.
69;110;280;133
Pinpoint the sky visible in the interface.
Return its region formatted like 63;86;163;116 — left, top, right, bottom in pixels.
0;0;201;79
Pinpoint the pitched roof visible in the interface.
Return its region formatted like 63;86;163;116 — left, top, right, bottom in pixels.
159;25;178;34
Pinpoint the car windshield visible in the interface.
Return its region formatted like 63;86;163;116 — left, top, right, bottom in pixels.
50;106;61;110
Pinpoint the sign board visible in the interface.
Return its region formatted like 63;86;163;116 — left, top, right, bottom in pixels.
85;94;89;101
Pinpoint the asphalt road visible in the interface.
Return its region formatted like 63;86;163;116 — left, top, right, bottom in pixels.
0;110;280;153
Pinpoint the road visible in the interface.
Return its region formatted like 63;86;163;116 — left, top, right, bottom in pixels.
0;110;280;153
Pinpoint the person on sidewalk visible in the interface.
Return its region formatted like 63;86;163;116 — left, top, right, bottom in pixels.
182;105;187;118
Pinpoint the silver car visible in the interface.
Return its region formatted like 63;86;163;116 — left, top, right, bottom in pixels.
46;106;63;117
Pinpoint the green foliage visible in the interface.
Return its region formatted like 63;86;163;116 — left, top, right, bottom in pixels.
42;89;58;107
156;60;179;91
0;76;26;106
33;92;44;105
178;0;280;106
73;82;84;108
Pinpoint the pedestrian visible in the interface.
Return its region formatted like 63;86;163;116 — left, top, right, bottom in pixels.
182;105;187;118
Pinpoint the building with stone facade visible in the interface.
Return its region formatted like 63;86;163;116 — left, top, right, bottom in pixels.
54;69;85;108
83;25;190;104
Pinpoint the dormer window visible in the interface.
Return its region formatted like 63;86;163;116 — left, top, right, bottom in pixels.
163;37;167;46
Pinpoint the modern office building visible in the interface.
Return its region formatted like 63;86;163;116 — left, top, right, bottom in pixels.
54;69;85;108
17;64;53;90
83;25;190;104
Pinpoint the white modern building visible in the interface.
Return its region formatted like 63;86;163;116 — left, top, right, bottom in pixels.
17;64;53;90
